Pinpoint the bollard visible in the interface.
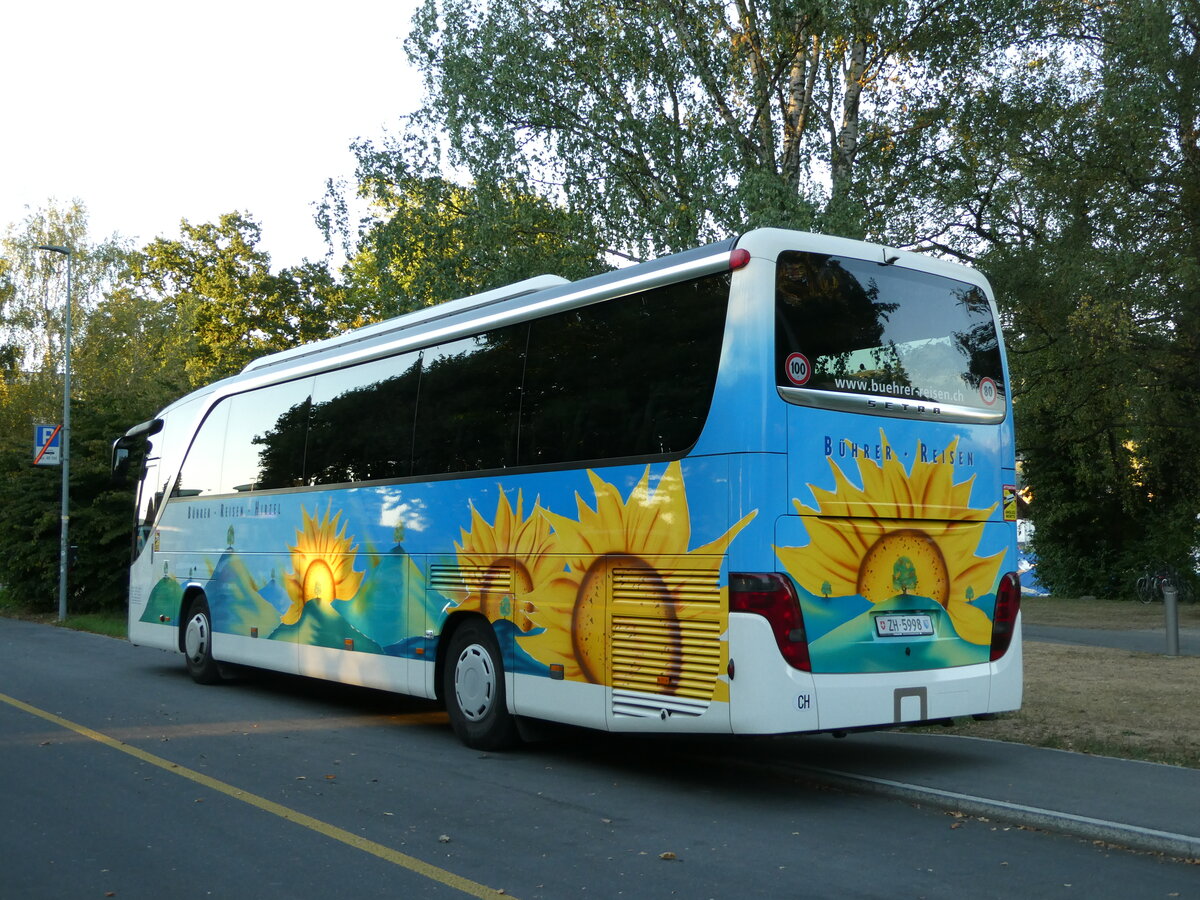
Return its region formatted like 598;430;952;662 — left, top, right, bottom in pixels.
1163;583;1179;656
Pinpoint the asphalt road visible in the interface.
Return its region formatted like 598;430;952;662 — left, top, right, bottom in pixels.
2;618;1195;899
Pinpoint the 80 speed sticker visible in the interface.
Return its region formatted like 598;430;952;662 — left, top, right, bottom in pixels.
979;377;998;405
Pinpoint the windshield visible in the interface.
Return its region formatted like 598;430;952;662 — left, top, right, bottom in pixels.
775;251;1006;422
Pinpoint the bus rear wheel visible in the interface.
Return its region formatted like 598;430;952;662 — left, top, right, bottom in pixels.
183;596;222;685
443;619;519;750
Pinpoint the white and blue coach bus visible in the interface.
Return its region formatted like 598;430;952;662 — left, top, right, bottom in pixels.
114;228;1022;749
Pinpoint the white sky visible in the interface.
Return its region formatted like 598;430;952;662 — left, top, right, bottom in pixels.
2;0;424;268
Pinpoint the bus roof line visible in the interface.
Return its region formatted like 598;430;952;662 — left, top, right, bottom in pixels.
241;274;570;375
240;239;738;381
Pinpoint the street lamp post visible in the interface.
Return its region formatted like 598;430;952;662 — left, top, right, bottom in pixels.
37;244;72;622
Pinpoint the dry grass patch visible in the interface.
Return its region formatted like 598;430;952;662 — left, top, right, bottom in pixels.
946;641;1200;768
1020;594;1200;630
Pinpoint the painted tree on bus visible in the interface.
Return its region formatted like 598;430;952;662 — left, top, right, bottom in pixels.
892;557;918;596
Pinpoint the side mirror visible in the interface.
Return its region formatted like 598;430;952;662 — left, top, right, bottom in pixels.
111;446;131;485
110;417;163;485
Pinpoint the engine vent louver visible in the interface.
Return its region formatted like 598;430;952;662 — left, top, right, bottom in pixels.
610;567;723;718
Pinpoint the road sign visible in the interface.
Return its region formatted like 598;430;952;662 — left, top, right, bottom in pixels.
34;423;62;466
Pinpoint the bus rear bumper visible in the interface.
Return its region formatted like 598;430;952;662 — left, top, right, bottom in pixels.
728;613;1022;735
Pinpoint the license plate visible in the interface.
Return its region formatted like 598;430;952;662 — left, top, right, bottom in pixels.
874;613;934;637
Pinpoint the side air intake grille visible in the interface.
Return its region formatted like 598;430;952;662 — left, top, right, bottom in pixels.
610;566;723;718
429;565;512;594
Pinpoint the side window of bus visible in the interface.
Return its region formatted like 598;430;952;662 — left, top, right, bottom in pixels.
411;326;527;476
520;273;730;465
308;352;421;484
175;403;230;496
228;378;315;491
176;380;315;496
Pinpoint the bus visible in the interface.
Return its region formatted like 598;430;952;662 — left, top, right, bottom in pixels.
114;227;1021;750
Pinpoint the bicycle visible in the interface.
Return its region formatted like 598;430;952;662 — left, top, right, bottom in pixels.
1135;567;1163;604
1134;564;1197;604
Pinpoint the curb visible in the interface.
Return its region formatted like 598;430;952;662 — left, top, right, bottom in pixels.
796;764;1200;860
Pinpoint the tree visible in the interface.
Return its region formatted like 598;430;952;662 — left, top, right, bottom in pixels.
923;1;1200;593
405;0;1040;258
396;0;1199;594
0;206;371;614
130;212;368;389
0;201;128;439
323;136;609;315
0;202;142;613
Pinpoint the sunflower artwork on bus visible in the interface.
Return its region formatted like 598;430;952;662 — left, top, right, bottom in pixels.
115;228;1021;749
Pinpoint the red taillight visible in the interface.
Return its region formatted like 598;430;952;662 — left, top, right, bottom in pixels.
730;572;811;671
990;571;1021;661
730;248;751;270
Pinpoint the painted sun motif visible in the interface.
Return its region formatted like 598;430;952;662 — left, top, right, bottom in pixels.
775;432;1003;644
514;462;756;684
451;490;556;631
281;504;365;625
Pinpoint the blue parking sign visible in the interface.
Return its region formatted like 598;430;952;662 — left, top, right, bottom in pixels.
34;423;61;466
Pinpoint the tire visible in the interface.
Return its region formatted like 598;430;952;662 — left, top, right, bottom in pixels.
183;596;223;685
442;619;520;750
1135;576;1155;604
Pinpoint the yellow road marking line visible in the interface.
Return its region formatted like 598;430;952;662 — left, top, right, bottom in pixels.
0;691;510;899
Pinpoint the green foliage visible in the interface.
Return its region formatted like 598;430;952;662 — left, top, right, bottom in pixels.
406;0;1043;257
0;203;139;614
891;557;918;595
0;201;127;380
0;399;136;614
0;203;129;435
977;2;1200;595
0;205;373;614
129;212;370;389
1;2;1198;610
397;0;1199;594
325;137;610;314
409;0;827;256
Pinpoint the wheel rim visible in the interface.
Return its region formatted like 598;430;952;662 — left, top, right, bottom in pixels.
453;642;496;722
185;612;209;664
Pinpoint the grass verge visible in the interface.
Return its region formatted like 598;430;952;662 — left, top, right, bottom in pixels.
939;594;1200;768
1020;594;1200;630
0;597;126;639
944;642;1200;769
59;612;126;639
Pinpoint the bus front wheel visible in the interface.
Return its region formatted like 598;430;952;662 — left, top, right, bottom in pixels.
443;619;519;750
183;596;222;685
